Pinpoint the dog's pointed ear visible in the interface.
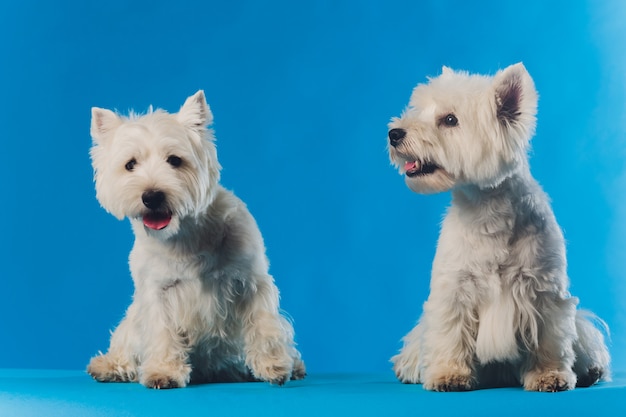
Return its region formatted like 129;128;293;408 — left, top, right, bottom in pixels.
493;63;538;127
441;66;454;76
177;90;213;130
91;107;122;144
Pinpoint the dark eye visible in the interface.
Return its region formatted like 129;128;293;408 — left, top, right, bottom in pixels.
167;155;182;168
125;158;137;171
442;113;458;127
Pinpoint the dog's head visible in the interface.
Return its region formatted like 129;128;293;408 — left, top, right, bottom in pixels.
388;63;537;193
90;90;220;239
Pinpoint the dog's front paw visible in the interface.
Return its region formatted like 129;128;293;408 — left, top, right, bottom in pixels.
576;366;605;388
87;354;137;382
251;359;292;386
247;347;294;386
141;373;185;389
423;371;475;392
140;362;191;389
290;357;307;381
392;352;422;384
524;369;576;392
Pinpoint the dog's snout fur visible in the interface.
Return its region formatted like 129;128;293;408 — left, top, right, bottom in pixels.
142;190;166;210
388;128;406;147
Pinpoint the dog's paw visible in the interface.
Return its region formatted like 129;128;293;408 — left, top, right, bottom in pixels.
247;347;294;386
392;353;422;384
423;372;475;392
139;362;191;389
87;354;137;382
524;369;576;392
576;366;606;388
141;373;185;389
290;358;307;381
253;361;293;386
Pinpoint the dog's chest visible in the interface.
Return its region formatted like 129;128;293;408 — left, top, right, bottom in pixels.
441;192;543;364
474;289;520;364
133;249;216;301
144;257;247;340
437;203;514;271
132;247;215;286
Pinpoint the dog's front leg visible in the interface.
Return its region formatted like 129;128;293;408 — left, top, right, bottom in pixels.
136;295;192;389
392;320;424;383
419;288;478;392
242;280;297;385
87;306;139;383
521;295;578;392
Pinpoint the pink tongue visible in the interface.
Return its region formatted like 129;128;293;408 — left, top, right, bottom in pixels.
404;161;418;171
143;214;172;230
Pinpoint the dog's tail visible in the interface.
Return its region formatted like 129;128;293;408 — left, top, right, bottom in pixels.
572;309;611;387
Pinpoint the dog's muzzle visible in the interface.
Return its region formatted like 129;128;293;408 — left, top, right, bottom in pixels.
141;190;172;230
388;128;406;147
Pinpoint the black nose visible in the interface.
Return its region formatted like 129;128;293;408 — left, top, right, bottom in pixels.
142;190;166;210
388;128;406;147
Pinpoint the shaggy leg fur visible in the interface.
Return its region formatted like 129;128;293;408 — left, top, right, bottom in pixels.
392;322;424;384
87;353;137;383
243;292;300;385
572;311;611;387
87;313;139;383
520;297;578;392
418;298;477;392
88;303;194;389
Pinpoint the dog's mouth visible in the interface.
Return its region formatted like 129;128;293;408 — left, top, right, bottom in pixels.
403;160;441;177
143;211;172;230
393;152;456;193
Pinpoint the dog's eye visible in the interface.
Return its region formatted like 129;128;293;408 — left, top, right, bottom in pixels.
442;113;458;127
167;155;182;168
125;158;137;171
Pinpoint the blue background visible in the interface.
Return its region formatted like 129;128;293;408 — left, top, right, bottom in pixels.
0;0;624;376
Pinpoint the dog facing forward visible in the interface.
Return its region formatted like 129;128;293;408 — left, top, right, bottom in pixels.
388;63;610;392
87;91;305;389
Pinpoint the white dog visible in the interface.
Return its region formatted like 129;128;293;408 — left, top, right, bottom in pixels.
87;91;305;389
388;63;610;392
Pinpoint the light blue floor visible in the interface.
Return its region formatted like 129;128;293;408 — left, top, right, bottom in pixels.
1;369;624;417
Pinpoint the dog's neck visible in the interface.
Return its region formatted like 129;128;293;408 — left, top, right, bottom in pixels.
449;165;545;237
453;163;533;205
453;180;514;205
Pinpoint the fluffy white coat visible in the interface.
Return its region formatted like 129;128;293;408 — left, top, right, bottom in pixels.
388;63;610;392
87;91;305;388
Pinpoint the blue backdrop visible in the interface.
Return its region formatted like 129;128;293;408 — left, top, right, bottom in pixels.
0;0;624;375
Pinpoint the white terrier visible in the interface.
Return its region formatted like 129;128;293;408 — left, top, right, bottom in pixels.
87;91;305;389
388;63;610;392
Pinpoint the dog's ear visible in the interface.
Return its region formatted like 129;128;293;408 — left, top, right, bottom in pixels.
493;63;538;128
441;66;454;76
177;90;213;130
91;107;122;144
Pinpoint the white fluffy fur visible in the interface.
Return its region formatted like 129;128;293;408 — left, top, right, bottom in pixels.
87;91;305;388
388;63;610;392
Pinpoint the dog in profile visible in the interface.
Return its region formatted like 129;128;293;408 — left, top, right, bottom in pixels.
87;91;305;389
388;63;610;392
